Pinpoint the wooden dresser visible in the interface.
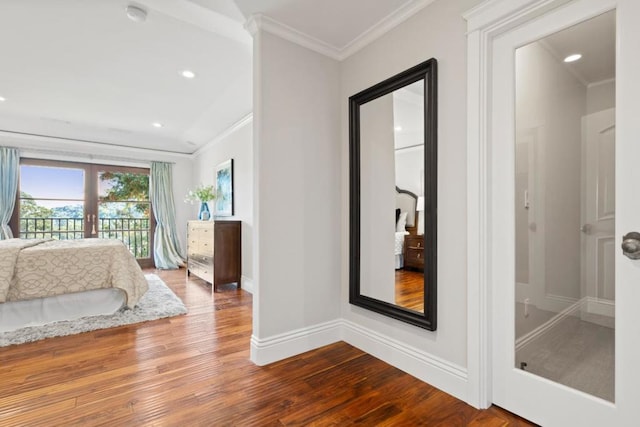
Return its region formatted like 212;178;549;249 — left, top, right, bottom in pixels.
187;220;241;291
404;234;425;272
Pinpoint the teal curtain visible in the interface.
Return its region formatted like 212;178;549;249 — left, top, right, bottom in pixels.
0;147;19;240
150;162;185;269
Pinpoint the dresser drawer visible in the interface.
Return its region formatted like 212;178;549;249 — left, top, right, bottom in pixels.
188;224;213;255
404;235;425;271
188;260;213;283
188;224;213;241
187;220;241;292
405;248;425;266
189;254;213;266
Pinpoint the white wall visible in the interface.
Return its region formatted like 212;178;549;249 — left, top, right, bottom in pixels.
515;41;586;311
251;30;342;352
342;0;481;370
172;159;196;253
360;92;396;303
192;118;254;290
395;146;423;197
587;79;615;115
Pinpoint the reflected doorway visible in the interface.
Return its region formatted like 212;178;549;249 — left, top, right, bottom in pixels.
514;10;615;402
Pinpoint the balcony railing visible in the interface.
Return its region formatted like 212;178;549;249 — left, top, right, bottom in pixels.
20;217;150;259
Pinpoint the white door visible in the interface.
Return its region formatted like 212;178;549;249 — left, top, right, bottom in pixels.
583;109;616;319
490;0;640;425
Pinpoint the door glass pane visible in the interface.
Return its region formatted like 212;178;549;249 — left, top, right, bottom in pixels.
97;171;151;258
514;11;615;402
19;165;85;239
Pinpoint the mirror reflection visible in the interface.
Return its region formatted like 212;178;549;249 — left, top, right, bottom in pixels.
359;81;425;313
349;58;437;330
514;10;615;401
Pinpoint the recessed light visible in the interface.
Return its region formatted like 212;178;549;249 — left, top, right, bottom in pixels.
181;70;196;79
0;96;5;102
564;53;582;63
152;122;163;128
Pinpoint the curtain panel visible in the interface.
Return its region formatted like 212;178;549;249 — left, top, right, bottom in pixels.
0;147;19;240
150;162;185;269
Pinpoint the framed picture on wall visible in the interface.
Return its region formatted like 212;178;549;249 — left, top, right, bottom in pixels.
214;159;234;216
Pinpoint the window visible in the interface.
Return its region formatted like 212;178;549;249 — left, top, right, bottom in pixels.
10;159;154;267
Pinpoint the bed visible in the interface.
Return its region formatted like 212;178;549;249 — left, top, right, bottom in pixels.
0;238;149;333
395;186;419;269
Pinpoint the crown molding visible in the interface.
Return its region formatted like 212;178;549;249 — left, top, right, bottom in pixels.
245;14;342;60
245;0;436;61
191;113;253;158
244;14;260;37
588;77;615;88
341;0;436;59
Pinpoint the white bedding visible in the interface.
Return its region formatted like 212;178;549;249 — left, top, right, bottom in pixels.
395;231;409;255
0;238;148;306
0;288;125;333
395;231;409;269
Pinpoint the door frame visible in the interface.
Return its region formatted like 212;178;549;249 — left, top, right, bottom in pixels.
464;0;619;410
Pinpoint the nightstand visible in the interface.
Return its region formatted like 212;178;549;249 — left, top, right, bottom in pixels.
404;234;425;271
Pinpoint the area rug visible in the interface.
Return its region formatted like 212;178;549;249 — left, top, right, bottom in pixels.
0;274;187;347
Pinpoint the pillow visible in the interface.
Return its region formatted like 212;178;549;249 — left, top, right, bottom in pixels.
395;208;401;224
396;211;408;232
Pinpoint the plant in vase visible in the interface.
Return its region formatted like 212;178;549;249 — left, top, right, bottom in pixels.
184;184;216;221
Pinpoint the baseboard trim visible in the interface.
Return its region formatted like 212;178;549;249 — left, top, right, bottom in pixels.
341;320;468;402
516;294;617;352
516;297;582;352
241;276;254;294
586;296;614;318
250;319;469;403
250;319;342;366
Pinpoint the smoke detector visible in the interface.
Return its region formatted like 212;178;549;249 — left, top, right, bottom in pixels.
125;5;147;23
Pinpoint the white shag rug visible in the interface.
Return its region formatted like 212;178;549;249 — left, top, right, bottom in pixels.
0;274;187;347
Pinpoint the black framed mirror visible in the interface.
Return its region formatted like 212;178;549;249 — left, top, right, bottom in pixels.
349;59;437;330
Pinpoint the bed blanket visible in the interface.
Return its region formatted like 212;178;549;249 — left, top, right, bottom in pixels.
0;238;148;307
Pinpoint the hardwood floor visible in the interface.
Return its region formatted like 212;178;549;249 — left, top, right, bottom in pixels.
395;268;424;312
0;269;535;426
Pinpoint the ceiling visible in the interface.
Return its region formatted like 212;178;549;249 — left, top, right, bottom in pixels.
0;0;431;155
541;9;615;85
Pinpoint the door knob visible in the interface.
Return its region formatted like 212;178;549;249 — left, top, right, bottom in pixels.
621;232;640;259
580;224;592;234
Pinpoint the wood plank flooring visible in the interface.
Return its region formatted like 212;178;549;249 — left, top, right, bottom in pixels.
0;269;535;426
395;269;424;312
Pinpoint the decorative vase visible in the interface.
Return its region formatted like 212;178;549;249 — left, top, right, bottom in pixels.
199;201;211;221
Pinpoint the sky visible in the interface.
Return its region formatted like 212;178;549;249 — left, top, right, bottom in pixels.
20;165;141;209
20;165;85;207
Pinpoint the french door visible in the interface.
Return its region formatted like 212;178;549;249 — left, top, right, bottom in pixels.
10;159;154;267
489;0;640;425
